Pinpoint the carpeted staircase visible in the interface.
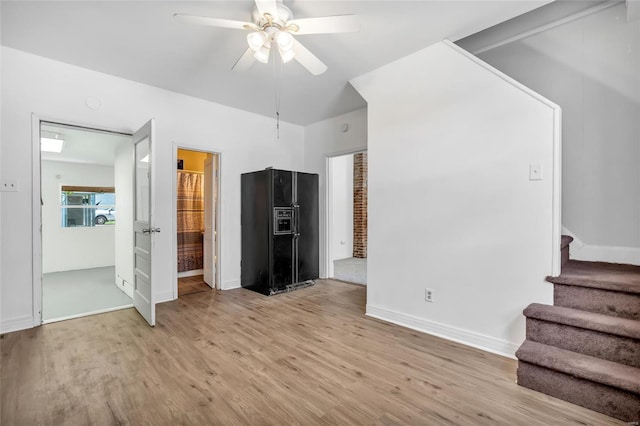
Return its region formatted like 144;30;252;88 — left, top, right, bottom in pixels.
516;237;640;422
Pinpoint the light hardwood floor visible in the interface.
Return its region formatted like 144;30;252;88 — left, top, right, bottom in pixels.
1;280;622;425
178;274;212;297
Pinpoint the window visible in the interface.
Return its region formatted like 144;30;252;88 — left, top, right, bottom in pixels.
61;186;116;227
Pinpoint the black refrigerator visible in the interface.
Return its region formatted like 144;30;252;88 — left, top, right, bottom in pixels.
241;168;319;295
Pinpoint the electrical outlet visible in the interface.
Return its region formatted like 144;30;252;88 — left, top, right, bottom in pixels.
1;179;18;192
425;288;434;303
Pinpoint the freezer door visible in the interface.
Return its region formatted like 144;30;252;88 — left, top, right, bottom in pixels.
296;172;319;282
241;170;271;292
272;170;294;289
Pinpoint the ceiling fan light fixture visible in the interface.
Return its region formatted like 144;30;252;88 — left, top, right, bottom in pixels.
278;46;296;63
254;44;271;63
247;31;267;51
275;31;293;51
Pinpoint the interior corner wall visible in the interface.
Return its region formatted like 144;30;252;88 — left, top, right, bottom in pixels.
303;108;367;278
114;141;134;295
476;3;640;262
351;41;558;357
329;154;354;261
41;161;116;273
0;46;305;333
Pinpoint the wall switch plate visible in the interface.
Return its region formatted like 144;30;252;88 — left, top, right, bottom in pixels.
425;288;434;303
1;179;18;192
529;164;543;181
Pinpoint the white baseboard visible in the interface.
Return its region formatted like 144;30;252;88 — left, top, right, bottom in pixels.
572;244;640;266
177;269;204;278
43;305;133;324
116;277;134;298
366;304;518;359
223;279;241;290
562;226;640;265
155;290;175;304
1;315;37;334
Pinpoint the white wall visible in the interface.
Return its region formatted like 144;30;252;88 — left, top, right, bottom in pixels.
41;161;115;273
114;141;134;297
304;108;367;278
351;41;560;357
0;47;304;332
477;4;640;263
329;154;354;261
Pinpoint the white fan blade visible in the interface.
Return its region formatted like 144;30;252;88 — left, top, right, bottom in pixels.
255;0;279;21
292;38;327;76
232;48;256;72
288;15;359;35
174;13;254;30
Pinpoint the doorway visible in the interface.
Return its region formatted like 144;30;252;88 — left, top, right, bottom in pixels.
39;121;134;322
174;148;220;297
327;151;368;285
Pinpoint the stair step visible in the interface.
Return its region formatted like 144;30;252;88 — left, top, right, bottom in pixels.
561;235;573;250
547;260;640;294
548;260;640;320
553;283;640;320
516;341;640;395
524;303;640;339
517;361;640;422
524;304;640;367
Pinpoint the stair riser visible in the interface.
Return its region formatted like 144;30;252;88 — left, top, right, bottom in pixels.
561;245;569;268
517;362;640;422
554;284;640;321
526;319;640;368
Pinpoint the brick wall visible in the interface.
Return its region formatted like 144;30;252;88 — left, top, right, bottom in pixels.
353;152;368;258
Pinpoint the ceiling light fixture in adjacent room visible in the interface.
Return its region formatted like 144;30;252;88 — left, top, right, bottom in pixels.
41;136;64;153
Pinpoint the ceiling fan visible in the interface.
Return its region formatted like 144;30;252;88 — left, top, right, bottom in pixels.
174;0;359;76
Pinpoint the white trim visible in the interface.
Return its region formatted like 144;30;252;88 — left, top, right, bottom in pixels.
31;114;134;328
115;276;134;298
444;40;562;277
324;148;367;281
1;315;36;334
32;115;42;327
366;304;519;359
177;269;204;278
471;1;620;55
42;304;133;324
172;143;223;299
223;279;241;290
562;227;640;265
574;245;640;266
155;290;174;304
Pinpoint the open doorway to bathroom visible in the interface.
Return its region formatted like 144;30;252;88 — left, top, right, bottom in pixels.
175;148;219;297
327;151;368;285
40;122;134;322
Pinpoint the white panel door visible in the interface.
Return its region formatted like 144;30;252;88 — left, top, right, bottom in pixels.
133;119;156;326
203;155;215;288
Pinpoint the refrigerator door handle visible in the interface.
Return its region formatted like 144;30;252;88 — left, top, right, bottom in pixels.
293;204;300;237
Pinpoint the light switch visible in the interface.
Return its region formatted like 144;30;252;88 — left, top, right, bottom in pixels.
529;164;543;181
1;179;18;192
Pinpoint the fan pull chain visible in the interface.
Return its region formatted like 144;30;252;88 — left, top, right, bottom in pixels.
273;47;283;139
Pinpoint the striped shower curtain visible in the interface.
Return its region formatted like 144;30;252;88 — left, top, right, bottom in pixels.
177;171;204;272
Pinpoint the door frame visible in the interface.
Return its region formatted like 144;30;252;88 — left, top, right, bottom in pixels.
31;114;133;326
172;143;222;297
324;148;367;280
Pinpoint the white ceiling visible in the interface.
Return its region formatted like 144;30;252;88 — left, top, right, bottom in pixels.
2;1;550;126
41;123;131;166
